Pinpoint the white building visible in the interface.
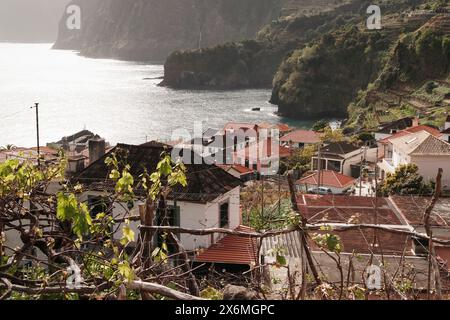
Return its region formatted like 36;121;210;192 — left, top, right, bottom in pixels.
74;143;243;252
378;130;450;189
441;115;450;143
311;142;366;178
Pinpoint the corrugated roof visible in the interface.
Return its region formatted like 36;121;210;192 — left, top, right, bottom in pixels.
195;226;258;265
297;170;355;189
261;231;303;259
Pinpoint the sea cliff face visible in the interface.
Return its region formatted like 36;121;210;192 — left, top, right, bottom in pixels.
161;0;359;89
53;0;282;61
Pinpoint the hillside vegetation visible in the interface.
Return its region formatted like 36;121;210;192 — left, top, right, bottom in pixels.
162;0;450;131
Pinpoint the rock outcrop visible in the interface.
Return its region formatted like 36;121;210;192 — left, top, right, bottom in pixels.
53;0;282;61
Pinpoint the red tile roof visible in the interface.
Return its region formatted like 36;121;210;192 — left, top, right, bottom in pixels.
195;226;258;265
280;130;321;144
390;196;450;227
405;125;442;137
296;194;402;225
232;165;254;174
297;194;413;255
217;164;255;175
379;125;442;144
238;139;292;160
223;123;258;132
277;123;292;133
298;170;355;189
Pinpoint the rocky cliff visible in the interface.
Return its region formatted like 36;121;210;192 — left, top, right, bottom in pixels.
161;0;359;88
270;0;450;125
53;0;282;61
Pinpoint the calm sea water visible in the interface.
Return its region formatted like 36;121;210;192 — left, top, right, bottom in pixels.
0;43;312;147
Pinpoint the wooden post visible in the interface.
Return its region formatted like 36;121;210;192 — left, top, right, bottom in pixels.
424;168;443;299
288;173;322;287
139;200;155;273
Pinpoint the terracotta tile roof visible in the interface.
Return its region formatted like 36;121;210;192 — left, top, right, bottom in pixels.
223;122;258;132
390;196;450;227
232;165;254;174
297;170;355;189
296;194;413;255
217;164;254;175
296;194;402;225
280;130;321;144
277;123;291;133
405;125;442;137
410;134;450;155
238;139;292;160
195;226;258;265
379;125;442;144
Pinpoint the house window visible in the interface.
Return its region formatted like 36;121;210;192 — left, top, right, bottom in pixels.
87;196;110;218
312;158;326;171
413;237;428;256
219;202;229;228
327;160;342;172
157;205;180;227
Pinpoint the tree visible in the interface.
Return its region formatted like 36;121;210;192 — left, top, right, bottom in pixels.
0;153;205;300
321;127;344;143
280;145;316;175
379;164;433;196
312;120;329;132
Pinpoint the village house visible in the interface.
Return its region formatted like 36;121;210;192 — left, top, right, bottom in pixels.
441;115;450;143
259;194;450;293
377;130;450;189
374;117;415;141
72;143;243;253
0;146;59;166
280;129;321;149
296;170;356;194
44;130;112;175
216;164;255;182
311;141;369;178
234;138;291;176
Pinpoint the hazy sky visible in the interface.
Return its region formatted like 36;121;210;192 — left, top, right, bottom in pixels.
0;0;71;42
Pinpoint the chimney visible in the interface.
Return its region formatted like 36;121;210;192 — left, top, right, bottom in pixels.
88;138;106;164
66;156;86;174
412;117;419;127
445;115;450;130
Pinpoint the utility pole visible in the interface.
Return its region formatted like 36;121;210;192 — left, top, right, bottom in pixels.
316;143;322;191
31;103;41;168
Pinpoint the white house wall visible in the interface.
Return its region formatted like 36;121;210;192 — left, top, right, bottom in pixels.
81;186;241;253
411;155;450;189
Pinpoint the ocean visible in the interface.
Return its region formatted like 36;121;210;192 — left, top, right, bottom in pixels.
0;43;312;147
